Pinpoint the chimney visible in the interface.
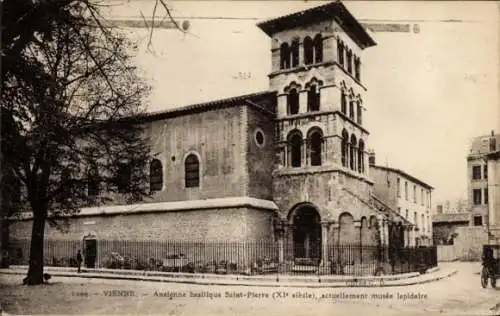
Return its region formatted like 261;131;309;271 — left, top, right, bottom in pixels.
490;130;496;152
436;204;443;214
368;150;376;166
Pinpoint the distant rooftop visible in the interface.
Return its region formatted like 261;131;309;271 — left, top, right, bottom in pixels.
432;212;469;223
257;1;376;48
468;131;499;157
370;165;433;190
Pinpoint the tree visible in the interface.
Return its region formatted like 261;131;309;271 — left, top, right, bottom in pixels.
1;0;153;285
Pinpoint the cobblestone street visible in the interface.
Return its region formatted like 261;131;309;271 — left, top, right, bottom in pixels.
0;263;499;315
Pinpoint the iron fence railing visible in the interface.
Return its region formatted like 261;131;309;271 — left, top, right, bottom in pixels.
6;238;437;276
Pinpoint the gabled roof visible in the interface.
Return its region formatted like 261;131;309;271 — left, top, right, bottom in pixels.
370;164;433;190
257;1;376;49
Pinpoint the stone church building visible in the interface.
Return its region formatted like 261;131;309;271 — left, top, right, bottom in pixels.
10;1;413;268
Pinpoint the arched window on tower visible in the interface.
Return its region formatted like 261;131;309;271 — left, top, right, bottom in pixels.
308;128;323;166
291;38;300;67
280;43;290;69
354;56;361;81
303;36;314;65
185;154;200;188
350;134;357;170
313;34;323;63
358;140;365;173
287;131;303;168
341;129;349;167
341;91;347;114
337;39;344;66
349;99;355;120
307;84;320;112
357;100;362;124
346;49;353;74
149;159;163;192
287;88;300;115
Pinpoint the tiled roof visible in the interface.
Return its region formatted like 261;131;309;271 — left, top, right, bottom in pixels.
370;165;433;190
257;1;376;48
432;212;469;223
122;91;277;124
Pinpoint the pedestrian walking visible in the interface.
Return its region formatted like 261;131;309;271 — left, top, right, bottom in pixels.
77;250;83;273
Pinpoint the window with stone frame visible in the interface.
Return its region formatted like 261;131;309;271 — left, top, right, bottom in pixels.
484;188;488;204
346;49;353;74
288;131;303;168
413;185;417;203
291;38;300;67
405;181;408;200
356;101;362;124
149;159;163;192
307;84;320;112
472;165;481;180
280;43;290;69
308;129;323;166
473;189;482;205
357;140;365;173
484;164;488;179
349;100;355;120
287;88;300;115
474;215;483;226
303;36;314;65
341;91;347;115
354;56;361;81
313;34;323;63
397;178;401;197
350;134;357;170
341;129;349;168
337;39;344;66
185;154;200;188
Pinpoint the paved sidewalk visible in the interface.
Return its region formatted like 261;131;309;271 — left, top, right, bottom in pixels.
0;265;457;288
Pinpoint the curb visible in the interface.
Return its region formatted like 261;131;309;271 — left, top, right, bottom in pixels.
0;268;457;288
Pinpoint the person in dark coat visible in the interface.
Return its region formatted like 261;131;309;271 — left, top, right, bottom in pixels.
77;250;83;273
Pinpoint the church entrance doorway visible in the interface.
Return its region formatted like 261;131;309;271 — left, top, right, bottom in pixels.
290;204;322;260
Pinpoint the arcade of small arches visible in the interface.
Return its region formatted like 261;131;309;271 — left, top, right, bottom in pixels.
274;203;420;266
280;33;323;70
340;85;363;125
285;127;324;168
337;38;361;81
341;129;365;173
285;78;323;115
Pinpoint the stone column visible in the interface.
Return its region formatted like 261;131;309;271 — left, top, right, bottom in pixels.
409;227;416;247
377;215;388;246
278;227;285;265
321;221;330;267
354;220;362;264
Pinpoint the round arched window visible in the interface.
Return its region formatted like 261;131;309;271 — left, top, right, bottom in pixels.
254;128;265;147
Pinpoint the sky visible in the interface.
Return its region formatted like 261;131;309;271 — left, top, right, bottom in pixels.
103;1;500;206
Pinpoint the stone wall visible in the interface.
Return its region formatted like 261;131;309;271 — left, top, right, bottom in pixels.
435;226;488;261
9;206;274;242
246;106;275;200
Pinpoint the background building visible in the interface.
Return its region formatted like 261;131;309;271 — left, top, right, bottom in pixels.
467;131;500;241
369;153;433;246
